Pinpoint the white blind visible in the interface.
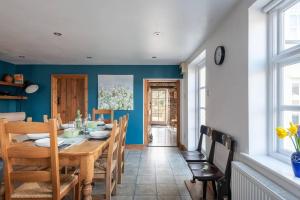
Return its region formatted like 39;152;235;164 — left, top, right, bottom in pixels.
262;0;284;13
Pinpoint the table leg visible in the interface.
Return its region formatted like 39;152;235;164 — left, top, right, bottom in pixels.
80;155;95;200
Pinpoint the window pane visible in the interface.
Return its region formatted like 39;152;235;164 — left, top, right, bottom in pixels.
282;62;300;105
158;90;166;98
200;89;206;108
158;114;165;122
283;2;300;49
199;67;206;88
152;99;158;107
200;109;206;125
152;91;159;98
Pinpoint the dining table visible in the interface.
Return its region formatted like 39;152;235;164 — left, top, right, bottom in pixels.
2;130;111;200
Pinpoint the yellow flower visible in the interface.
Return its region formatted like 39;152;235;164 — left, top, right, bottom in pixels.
288;122;298;137
276;127;288;139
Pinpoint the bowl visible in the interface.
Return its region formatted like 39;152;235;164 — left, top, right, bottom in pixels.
63;128;80;138
87;121;98;129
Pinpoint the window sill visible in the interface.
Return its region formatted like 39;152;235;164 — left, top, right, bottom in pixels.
239;153;300;197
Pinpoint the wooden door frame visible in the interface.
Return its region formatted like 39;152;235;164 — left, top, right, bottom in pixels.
143;79;181;146
51;74;88;119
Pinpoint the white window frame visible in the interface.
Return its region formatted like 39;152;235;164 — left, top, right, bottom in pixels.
268;0;300;162
195;59;206;151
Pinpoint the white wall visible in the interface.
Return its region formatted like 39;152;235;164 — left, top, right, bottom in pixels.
184;0;264;154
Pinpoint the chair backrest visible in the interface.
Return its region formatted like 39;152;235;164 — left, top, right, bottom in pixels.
92;108;114;124
211;130;235;179
197;125;212;151
106;120;120;177
117;115;128;163
0;119;60;200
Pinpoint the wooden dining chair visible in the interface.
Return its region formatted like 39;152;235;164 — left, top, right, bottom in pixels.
92;108;114;124
0;119;79;200
93;120;120;200
117;114;129;184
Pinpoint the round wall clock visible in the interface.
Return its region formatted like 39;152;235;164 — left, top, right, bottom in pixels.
214;46;225;65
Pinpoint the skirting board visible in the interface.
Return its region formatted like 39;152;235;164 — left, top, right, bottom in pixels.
125;144;145;150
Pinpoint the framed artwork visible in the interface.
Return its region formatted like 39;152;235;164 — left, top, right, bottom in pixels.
98;75;134;110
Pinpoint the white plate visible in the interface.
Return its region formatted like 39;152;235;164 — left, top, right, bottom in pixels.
87;135;109;139
89;130;110;138
35;138;64;147
27;133;49;140
105;124;113;129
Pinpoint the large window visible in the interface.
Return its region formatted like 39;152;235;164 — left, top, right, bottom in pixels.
269;0;300;157
196;60;206;150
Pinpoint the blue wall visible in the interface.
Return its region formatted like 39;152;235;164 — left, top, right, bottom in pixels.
0;61;17;112
16;65;182;144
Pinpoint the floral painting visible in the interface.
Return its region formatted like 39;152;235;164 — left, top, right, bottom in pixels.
98;75;134;110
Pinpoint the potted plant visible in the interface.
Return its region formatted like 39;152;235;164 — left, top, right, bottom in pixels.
276;122;300;177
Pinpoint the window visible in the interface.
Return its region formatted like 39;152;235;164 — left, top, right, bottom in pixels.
196;60;206;150
151;89;167;124
269;0;300;157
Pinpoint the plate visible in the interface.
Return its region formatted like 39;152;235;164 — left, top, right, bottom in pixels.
89;130;110;138
105;124;113;129
35;138;64;147
27;133;49;140
87;135;109;140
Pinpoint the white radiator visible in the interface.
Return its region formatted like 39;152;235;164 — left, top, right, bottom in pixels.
231;162;298;200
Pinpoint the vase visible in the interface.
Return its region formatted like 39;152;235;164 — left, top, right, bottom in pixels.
291;152;300;177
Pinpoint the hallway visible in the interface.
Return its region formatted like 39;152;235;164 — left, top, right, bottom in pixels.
148;126;177;147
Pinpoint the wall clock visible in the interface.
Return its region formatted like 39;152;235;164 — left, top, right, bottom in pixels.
214;46;225;65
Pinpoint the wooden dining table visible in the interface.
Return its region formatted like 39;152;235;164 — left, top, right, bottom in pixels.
3;133;110;200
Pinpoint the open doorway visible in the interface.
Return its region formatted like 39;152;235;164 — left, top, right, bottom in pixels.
144;80;180;147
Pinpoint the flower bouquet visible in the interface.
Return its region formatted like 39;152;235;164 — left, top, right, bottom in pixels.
276;122;300;177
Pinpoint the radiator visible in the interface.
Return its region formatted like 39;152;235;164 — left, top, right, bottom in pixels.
231;162;298;200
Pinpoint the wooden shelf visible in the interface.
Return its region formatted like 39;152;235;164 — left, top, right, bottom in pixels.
0;95;27;100
0;81;24;88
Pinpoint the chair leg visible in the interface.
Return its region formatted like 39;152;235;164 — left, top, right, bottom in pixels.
212;181;217;198
112;169;117;195
117;163;122;184
203;181;207;200
74;182;80;200
190;177;196;183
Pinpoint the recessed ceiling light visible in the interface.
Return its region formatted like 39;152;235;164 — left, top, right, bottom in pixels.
152;56;157;59
153;32;161;36
18;56;25;58
53;32;62;36
86;56;93;59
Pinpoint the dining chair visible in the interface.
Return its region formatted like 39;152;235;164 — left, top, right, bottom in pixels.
93;120;120;200
117;114;128;184
182;125;212;162
92;108;114;124
0;119;79;200
188;130;235;200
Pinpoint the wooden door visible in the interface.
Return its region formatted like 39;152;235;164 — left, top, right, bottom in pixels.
51;74;88;123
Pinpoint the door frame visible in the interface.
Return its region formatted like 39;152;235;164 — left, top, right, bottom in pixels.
143;79;181;146
51;74;88;119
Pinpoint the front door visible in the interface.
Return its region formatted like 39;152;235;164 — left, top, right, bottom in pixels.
51;74;88;123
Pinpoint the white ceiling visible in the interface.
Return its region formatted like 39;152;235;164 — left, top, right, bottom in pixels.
0;0;239;65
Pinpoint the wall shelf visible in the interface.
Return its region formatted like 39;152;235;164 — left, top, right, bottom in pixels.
0;95;27;100
0;81;24;88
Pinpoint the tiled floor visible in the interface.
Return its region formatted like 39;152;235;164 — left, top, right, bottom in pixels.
148;127;177;147
93;147;192;200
